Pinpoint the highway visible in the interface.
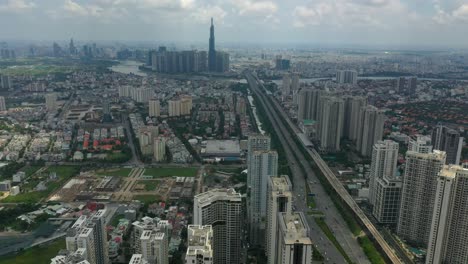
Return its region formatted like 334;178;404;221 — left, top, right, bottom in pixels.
246;72;402;264
245;73;368;264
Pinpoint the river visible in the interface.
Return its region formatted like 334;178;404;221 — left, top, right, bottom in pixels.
109;60;147;76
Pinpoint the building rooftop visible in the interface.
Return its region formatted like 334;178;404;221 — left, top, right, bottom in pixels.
194;188;241;207
279;212;312;245
203;140;240;156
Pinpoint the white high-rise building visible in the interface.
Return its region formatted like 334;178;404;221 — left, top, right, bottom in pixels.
193;189;242;264
153;137;166;162
249;150;278;246
266;175;293;264
336;70;358;84
131;88;153;103
185;225;213;264
277;212;313;264
139;130;153;155
247;135;271;188
65;210;109;264
297;89;325;122
397;150;446;247
118;86;132;98
282;75;291;95
343;96;367;141
129;254;149;264
318;96;344;152
291;74;300;92
180;96;193;116
369;140;399;206
356;105;385;157
168;100;181;117
426;165;468;264
132;217;170;264
408;135;432;153
45;93;58;111
0;96;6;111
148;99;160;117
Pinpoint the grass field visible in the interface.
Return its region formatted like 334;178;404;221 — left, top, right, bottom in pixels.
144;167;198;178
96;168;132;177
22;166;43;177
0;238;65;264
0;166;79;203
137;181;158;191
133;194;162;204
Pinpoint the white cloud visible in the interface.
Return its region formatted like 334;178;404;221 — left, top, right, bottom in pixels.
0;0;35;13
231;0;277;16
453;4;468;20
190;5;227;24
63;0;88;16
292;0;405;28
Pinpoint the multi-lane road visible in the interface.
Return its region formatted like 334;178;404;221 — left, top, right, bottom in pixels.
245;72;402;264
245;73;369;264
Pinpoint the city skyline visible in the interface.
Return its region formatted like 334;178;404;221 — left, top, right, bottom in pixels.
1;0;468;48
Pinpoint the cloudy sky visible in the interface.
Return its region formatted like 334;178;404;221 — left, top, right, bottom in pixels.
1;0;468;48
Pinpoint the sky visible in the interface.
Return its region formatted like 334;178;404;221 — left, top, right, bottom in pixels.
1;0;468;48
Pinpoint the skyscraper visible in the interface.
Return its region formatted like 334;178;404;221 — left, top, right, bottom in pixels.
193;189;242;264
336;70;358;85
247;135;271;188
426;165;468;264
276;212;313;264
368;140;399;206
297;89;325;122
153;137;166;162
185;225;213;264
208;18;216;72
318;96;344;152
45;93;58;111
266;175;293;264
356;105;385;157
249;150;278;246
0;96;6;111
397;150;446;247
282;75;291;95
65;210;109;264
408;135;432;153
132;217;170;264
431;124;464;165
149;99;160;117
343;96;367;141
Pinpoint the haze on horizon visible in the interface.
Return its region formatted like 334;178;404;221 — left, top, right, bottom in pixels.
1;0;468;49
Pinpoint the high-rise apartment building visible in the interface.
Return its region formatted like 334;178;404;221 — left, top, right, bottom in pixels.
397;150;446;247
249;150;278;246
297;89;325;122
132;217;170;264
168;100;181;117
408;135;433;153
65;210;109;264
132;88;153;103
369;140;399;206
266;175;293;264
276;212;313;264
185;225;213;264
129;254;149;264
426;165;468;264
148;99;160;117
247;135;271;188
356;105;385;157
343;96;367;141
180;96;193;116
432;124;464;165
282;75;291;95
153;137;166;162
336;70;358;85
291;74;299;92
45;93;58;111
118;86;132;98
0;96;6;111
0;74;11;90
193;189;242;264
318;97;344;152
